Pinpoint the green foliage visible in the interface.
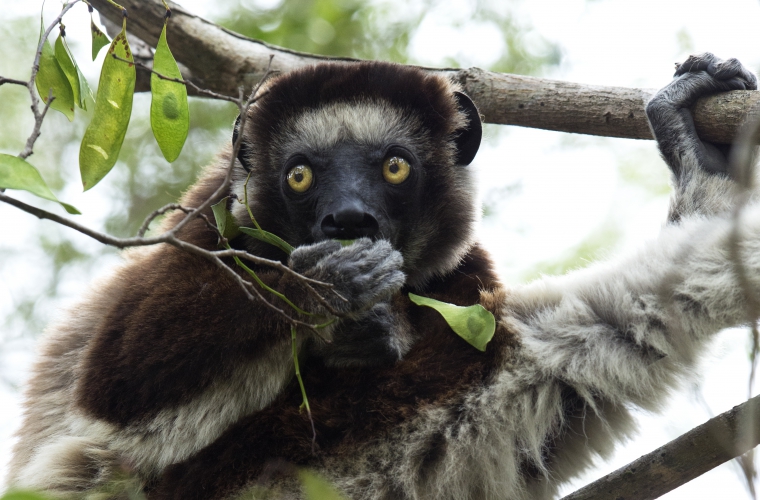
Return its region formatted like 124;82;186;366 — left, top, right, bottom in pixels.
35;21;75;121
472;4;561;76
0;490;53;500
299;469;347;500
150;21;189;163
239;227;295;254
218;0;418;62
211;197;241;240
408;292;496;352
79;18;136;190
54;33;93;110
522;225;622;281
90;17;110;60
0;154;79;214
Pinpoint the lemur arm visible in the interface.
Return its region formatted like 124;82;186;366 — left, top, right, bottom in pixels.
510;53;758;413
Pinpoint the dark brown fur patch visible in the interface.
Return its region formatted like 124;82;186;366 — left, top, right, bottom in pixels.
149;246;518;499
76;165;297;424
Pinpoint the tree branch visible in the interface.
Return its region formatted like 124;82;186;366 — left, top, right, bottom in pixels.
88;0;760;145
561;394;760;500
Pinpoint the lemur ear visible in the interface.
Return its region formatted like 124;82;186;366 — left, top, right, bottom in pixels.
232;115;253;172
453;91;482;166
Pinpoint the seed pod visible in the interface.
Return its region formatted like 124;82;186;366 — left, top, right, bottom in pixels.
150;21;189;163
90;18;110;61
78;18;135;191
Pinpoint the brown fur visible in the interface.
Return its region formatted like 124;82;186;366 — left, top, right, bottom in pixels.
9;61;488;495
150;247;518;499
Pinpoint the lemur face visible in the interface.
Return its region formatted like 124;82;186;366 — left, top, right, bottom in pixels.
232;62;482;286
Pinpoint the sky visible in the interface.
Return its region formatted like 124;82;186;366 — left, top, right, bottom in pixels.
2;0;760;498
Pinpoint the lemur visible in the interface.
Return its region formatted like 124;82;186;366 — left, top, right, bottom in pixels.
8;54;760;499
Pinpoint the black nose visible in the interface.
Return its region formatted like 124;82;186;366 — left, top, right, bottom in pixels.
321;205;379;239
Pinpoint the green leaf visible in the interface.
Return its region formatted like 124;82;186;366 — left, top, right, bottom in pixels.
211;197;240;240
150;22;189;163
90;18;110;61
74;61;95;111
239;227;294;254
335;239;356;247
0;154;80;215
35;20;75;121
1;490;54;500
408;293;495;352
298;470;347;500
54;35;93;110
79;18;136;191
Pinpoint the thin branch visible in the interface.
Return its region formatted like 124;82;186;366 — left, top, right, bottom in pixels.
89;0;760;145
0;191;336;332
165;57;274;243
20;0;81;161
0;77;27;86
111;54;242;103
561;394;760;500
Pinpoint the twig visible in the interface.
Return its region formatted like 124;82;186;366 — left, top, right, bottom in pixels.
21;0;81;161
0;77;27;86
166;57;275;244
561;394;760;500
0;191;336;333
137;203;186;237
111;54;242;104
136;203;215;237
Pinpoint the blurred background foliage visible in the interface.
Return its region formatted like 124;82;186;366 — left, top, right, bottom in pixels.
0;0;563;361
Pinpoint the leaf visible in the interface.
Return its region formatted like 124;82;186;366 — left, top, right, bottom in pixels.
239;227;294;254
35;20;75;121
90;18;110;61
336;239;356;247
211;197;240;240
54;35;93;110
1;490;54;500
0;154;80;214
150;22;189;163
298;470;347;500
74;61;95;111
79;18;136;191
408;293;495;352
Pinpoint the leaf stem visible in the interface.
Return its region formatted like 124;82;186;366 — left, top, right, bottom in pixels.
227;243;313;316
292;326;317;453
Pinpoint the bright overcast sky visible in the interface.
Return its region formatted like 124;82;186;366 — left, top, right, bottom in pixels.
2;0;760;497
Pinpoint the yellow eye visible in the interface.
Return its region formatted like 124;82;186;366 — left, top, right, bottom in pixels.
382;156;411;184
286;165;313;193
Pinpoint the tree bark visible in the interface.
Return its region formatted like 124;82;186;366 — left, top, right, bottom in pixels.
561;394;760;500
89;0;760;145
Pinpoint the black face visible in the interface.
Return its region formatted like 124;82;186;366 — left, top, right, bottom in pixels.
232;63;483;284
279;141;423;248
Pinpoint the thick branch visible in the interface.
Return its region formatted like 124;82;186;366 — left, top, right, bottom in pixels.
561;394;760;500
88;0;760;144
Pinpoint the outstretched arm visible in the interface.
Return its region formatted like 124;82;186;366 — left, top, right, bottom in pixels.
506;52;759;464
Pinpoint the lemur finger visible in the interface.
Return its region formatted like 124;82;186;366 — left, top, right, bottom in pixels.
714;58;758;89
288;240;342;273
674;53;717;76
299;238;405;314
